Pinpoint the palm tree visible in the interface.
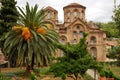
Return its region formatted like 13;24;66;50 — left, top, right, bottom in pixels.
3;2;58;72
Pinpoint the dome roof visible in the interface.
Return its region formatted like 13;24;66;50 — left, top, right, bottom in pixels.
63;3;86;9
44;6;57;12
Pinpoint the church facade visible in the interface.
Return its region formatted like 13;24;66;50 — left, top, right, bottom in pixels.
44;3;106;61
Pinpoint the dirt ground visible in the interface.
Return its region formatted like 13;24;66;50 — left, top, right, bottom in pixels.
1;68;79;80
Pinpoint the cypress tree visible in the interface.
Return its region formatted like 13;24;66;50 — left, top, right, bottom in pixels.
0;0;19;47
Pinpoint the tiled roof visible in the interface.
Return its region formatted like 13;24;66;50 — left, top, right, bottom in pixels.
44;6;57;12
63;3;86;9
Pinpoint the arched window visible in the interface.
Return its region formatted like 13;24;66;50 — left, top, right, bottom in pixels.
73;39;77;44
73;31;77;37
81;10;84;17
79;31;83;37
76;25;80;30
67;12;70;17
90;36;96;44
74;11;77;17
90;47;97;58
61;38;65;44
47;11;51;19
60;36;67;44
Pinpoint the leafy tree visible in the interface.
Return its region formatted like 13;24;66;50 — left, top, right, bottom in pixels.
50;33;100;80
94;22;103;28
101;22;119;38
95;22;119;38
107;45;120;66
3;3;58;74
113;4;120;35
107;2;120;66
0;0;19;47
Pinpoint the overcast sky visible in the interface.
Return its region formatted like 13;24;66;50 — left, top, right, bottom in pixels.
16;0;120;23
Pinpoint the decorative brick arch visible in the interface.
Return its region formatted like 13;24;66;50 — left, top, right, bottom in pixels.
73;24;85;32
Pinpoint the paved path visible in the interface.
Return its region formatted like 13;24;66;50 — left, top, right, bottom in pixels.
87;69;99;80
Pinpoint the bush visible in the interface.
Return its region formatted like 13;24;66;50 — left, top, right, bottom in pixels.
108;70;114;78
105;70;114;78
61;73;66;80
100;70;105;77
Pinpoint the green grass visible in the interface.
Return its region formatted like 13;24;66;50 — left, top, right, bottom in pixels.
109;65;120;79
102;63;120;79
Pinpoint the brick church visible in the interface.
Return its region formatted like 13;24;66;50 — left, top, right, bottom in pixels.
44;3;106;61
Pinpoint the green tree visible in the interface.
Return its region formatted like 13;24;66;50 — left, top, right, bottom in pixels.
106;2;120;66
3;3;58;73
95;22;119;38
113;4;120;35
50;33;100;80
0;0;19;47
101;22;119;38
107;45;120;66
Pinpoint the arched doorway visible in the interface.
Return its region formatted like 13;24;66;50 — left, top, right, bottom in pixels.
90;47;97;60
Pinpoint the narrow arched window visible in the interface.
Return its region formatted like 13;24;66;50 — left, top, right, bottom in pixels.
79;31;83;37
73;39;77;44
90;36;96;44
76;25;80;30
60;36;67;44
48;11;51;19
61;38;65;44
67;12;70;17
74;11;77;17
73;31;77;37
80;10;84;17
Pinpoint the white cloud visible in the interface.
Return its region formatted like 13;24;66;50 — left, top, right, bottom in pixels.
16;0;120;22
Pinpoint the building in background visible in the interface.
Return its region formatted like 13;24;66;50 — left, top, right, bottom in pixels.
44;3;106;61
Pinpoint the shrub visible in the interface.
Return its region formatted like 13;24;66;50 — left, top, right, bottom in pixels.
100;70;105;77
61;73;66;80
105;70;114;78
108;70;114;78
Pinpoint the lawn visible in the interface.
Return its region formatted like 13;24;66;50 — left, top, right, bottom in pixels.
108;65;120;78
102;63;120;79
1;63;120;80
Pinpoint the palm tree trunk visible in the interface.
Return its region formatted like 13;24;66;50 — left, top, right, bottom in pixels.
25;65;31;76
25;51;31;76
25;53;35;76
31;53;35;70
